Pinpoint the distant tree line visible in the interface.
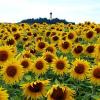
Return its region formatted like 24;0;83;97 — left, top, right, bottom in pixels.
19;18;75;24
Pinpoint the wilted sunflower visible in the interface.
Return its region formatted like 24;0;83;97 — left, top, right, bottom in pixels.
1;59;24;84
72;44;84;57
47;85;75;100
70;58;90;80
0;87;9;100
32;57;48;75
89;63;100;85
20;58;33;73
0;46;14;65
51;56;69;75
58;40;72;53
21;80;49;100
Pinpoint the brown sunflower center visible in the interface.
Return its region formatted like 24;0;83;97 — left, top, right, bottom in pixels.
62;41;69;49
74;46;83;54
51;87;66;100
93;68;100;78
36;37;42;41
30;49;36;54
52;36;59;41
23;54;31;58
68;33;74;39
0;50;8;61
23;37;28;41
14;34;20;40
95;28;100;33
6;65;17;77
86;46;94;53
46;32;51;37
28;82;43;93
36;61;43;70
12;27;17;32
38;42;45;49
46;47;54;53
86;31;93;38
21;60;29;68
56;60;65;70
27;32;32;36
74;63;85;74
6;39;15;45
45;54;53;63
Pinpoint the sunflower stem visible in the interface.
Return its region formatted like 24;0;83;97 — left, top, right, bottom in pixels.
92;85;96;95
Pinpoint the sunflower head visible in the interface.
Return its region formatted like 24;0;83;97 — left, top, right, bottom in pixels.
0;87;9;100
89;63;100;85
32;57;48;75
58;40;72;53
52;56;69;75
72;44;84;57
47;85;75;100
70;58;90;80
43;52;55;63
0;46;14;65
1;59;24;84
22;80;49;100
36;41;47;52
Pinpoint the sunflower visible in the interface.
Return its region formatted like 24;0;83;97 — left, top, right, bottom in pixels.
85;44;96;56
72;44;84;57
13;32;21;41
95;26;100;34
58;40;72;53
1;59;24;84
51;35;59;43
89;63;100;85
19;58;33;73
43;52;55;64
45;31;51;37
21;80;49;100
47;84;75;100
35;35;43;42
51;56;69;75
0;87;9;100
35;41;47;52
84;30;96;41
70;58;90;80
95;44;100;62
32;57;48;75
67;31;77;41
46;44;56;54
5;36;16;46
22;50;32;58
0;46;14;65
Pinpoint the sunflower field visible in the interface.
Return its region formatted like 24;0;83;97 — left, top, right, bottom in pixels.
0;22;100;100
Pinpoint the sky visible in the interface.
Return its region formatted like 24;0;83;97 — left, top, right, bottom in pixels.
0;0;100;23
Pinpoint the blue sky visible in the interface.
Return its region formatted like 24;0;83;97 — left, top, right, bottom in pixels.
0;0;100;23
